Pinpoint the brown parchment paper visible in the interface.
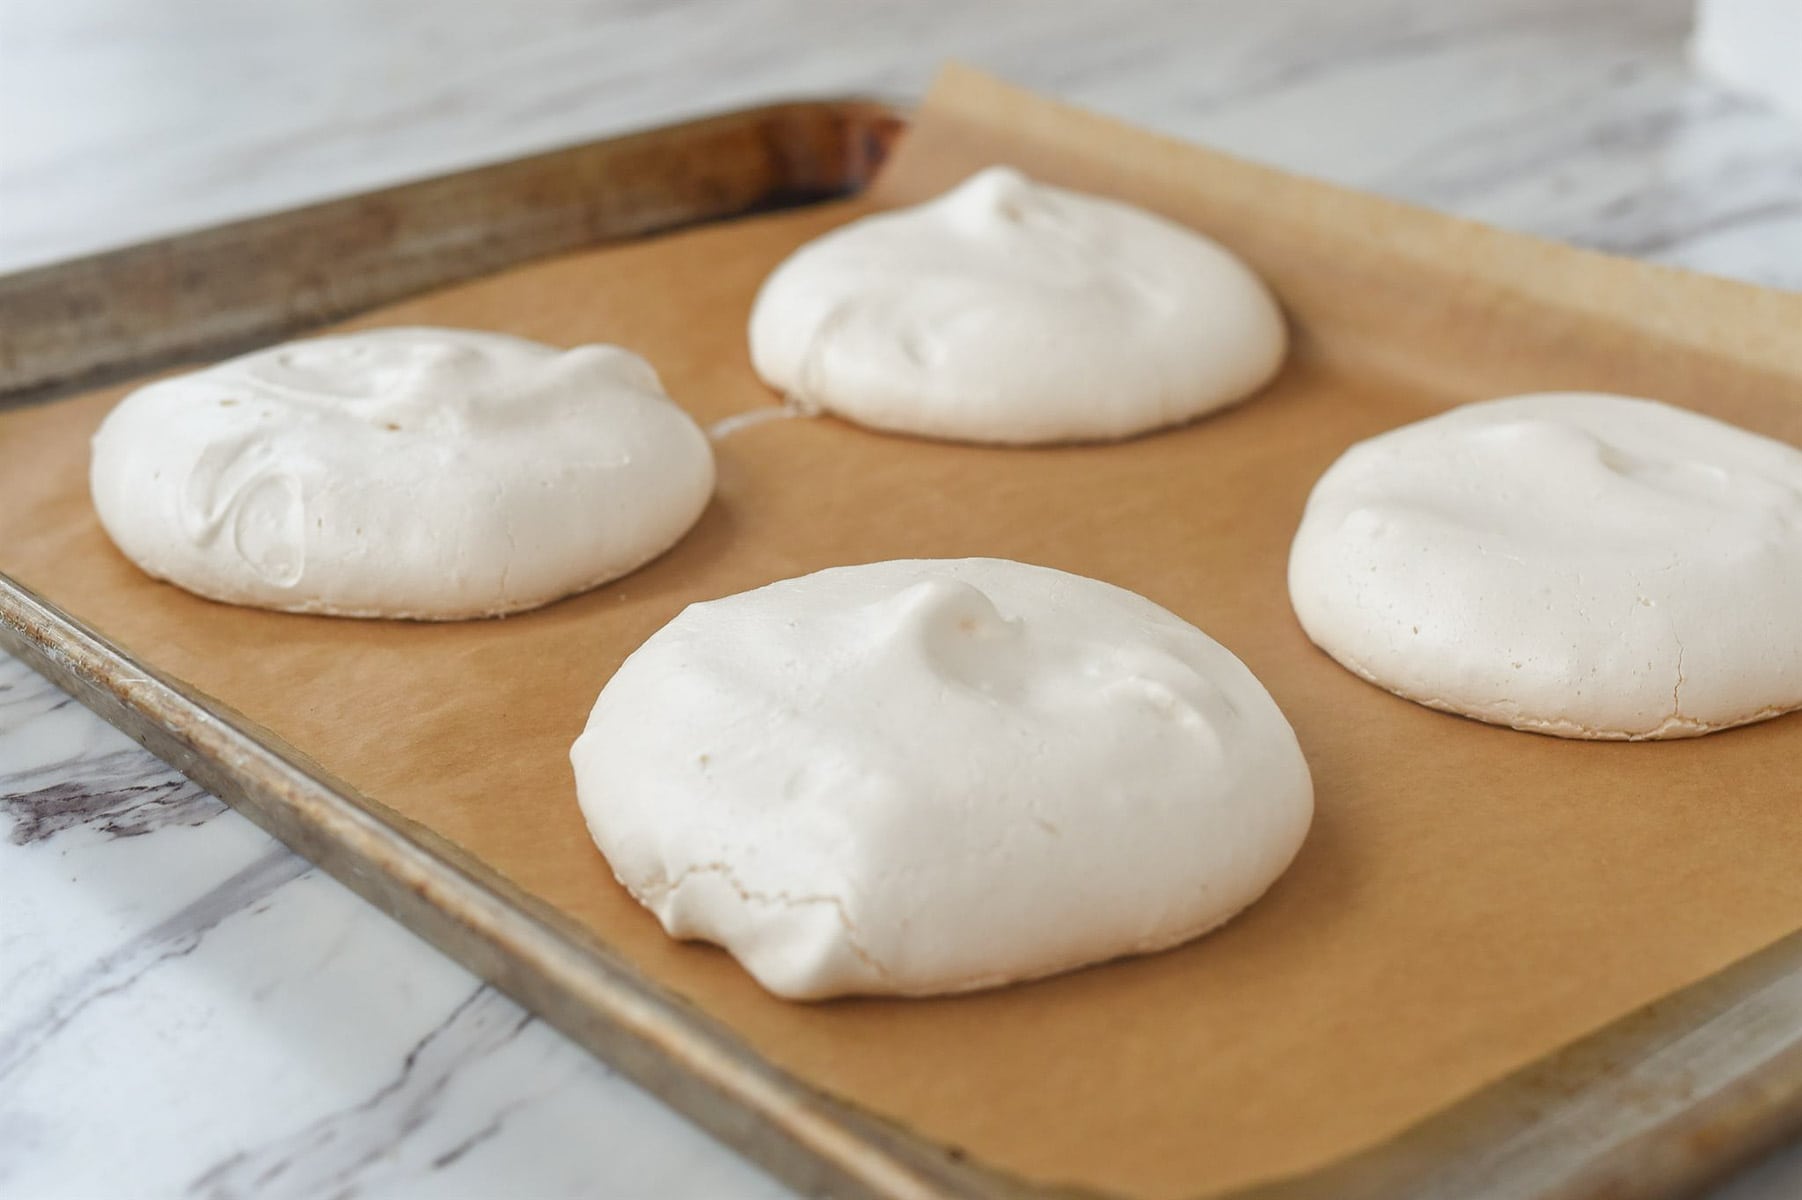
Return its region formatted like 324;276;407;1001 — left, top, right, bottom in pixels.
6;66;1802;1199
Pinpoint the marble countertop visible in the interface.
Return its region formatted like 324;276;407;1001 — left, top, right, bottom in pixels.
4;1;1801;1196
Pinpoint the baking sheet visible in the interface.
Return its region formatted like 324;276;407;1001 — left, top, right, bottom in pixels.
5;65;1802;1200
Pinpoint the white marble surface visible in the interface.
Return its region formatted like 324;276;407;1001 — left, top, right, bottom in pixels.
3;1;1802;1196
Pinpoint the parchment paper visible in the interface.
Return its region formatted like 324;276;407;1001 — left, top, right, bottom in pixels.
5;66;1802;1199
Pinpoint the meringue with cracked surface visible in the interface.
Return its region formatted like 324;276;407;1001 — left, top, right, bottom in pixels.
571;557;1313;1000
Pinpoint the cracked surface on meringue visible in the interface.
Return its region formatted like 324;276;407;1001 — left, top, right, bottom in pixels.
89;327;715;619
1288;391;1802;739
570;558;1314;1000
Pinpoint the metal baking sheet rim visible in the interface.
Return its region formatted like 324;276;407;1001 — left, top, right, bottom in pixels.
3;100;1802;1200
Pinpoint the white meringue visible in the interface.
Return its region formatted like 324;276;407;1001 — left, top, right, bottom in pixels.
1289;392;1802;738
90;327;715;619
572;558;1313;1000
748;167;1287;445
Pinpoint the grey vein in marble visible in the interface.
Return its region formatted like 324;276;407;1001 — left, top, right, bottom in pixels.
0;846;309;1083
188;986;532;1199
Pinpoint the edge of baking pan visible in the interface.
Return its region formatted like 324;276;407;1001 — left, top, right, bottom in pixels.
5;96;1802;1200
0;97;903;406
1244;922;1802;1200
